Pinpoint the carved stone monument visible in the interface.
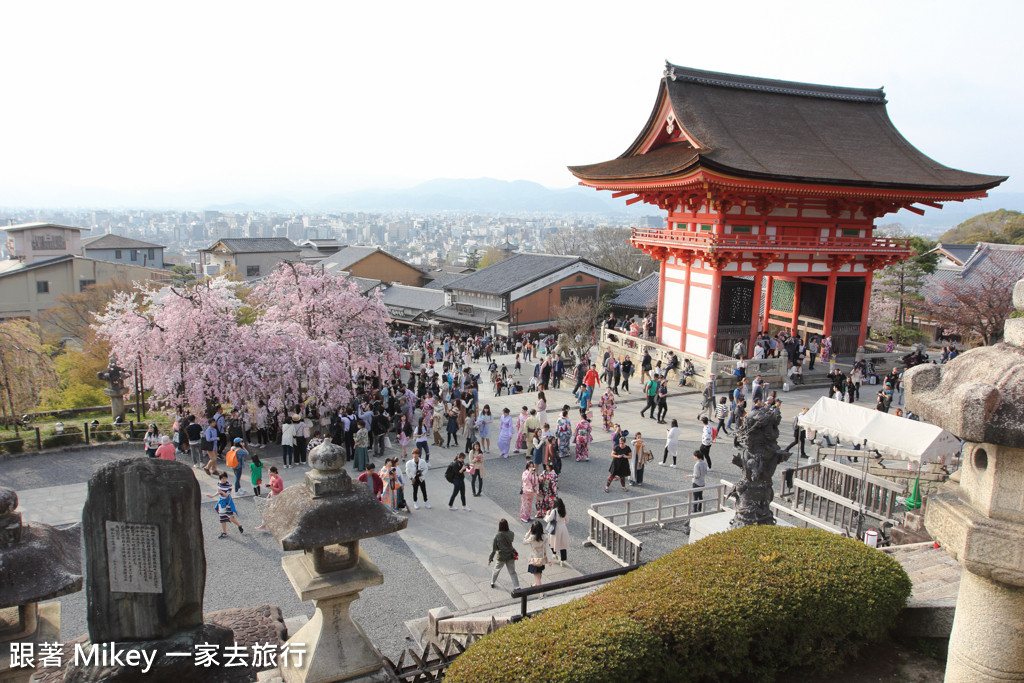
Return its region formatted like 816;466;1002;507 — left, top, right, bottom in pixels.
0;486;82;683
65;458;233;682
904;278;1024;683
96;357;128;421
728;405;790;527
261;440;407;683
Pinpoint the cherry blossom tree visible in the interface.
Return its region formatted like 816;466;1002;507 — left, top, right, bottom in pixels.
93;277;256;415
248;263;399;413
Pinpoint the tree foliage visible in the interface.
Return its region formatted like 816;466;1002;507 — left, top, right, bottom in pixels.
93;266;399;417
917;255;1018;345
477;246;510;269
870;226;936;331
554;297;601;362
938;209;1024;245
0;320;55;422
545;226;657;278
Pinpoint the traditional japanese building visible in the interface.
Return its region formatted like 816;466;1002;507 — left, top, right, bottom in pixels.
569;64;1007;358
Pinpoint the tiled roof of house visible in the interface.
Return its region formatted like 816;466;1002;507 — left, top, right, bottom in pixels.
205;238;299;254
319;246;425;275
924;242;1024;304
609;272;659;311
442;253;581;295
83;234;165;250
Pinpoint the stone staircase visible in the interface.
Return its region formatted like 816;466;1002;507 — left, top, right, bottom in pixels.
890;509;933;546
884;541;961;638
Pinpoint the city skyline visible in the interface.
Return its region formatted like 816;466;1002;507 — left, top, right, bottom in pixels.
2;0;1022;208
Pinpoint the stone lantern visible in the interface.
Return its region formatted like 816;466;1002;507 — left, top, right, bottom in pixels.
262;441;407;683
0;487;82;683
904;278;1024;683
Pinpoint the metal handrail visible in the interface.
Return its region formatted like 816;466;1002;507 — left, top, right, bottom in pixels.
630;227;913;254
591;484;727;530
509;564;641;622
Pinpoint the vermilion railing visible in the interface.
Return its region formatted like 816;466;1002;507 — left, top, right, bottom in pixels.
630;227;913;254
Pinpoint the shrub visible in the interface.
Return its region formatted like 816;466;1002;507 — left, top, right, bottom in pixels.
42;425;85;449
446;526;912;683
90;424;122;443
0;437;25;454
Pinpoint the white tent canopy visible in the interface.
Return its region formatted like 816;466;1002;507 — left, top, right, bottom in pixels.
797;397;962;464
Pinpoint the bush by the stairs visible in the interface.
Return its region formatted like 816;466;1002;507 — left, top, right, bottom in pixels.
446;526;912;683
42;425;84;449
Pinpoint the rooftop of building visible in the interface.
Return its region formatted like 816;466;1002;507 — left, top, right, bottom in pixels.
83;234;165;250
202;238;300;254
569;63;1007;195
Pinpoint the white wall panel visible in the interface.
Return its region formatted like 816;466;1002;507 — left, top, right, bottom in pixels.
687;284;711;333
661;327;681;349
662;280;685;327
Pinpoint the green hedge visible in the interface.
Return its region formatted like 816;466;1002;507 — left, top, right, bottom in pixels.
0;438;24;454
42;425;85;449
446;526;912;683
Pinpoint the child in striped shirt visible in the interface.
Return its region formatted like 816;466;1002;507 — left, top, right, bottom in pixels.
206;472;244;538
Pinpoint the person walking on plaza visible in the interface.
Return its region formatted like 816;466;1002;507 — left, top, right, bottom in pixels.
640;375;658;419
414;417;430;463
469;442;485;497
536;461;558;518
207;472;243;538
572;413;592;462
686;450;709;513
598;387;616;431
520;462;539;522
353;420;370;471
477;405;493;453
186;415;203;468
514;406;529;454
699;416;714;469
714;396;730;436
630;432;651;487
445;452;470;511
606;436;632;493
406;449;431;509
699;381;715;420
202;417;220;476
280;415;295;469
620;356;633;393
544;497;569;566
556;409;573;461
488;519;520;590
785;408;809;459
226;438;248;495
249;452;263;498
523;520;550;588
655;378;669;423
640;350;653;385
536;391;548;428
661;419;680;467
498;407;515;458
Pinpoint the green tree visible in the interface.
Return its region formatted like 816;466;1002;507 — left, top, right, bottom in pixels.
464;248;480;269
873;226;933;328
478;246;510;268
938;209;1024;245
0;320;55;423
170;264;198;286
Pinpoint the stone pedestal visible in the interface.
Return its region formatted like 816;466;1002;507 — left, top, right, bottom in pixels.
0;602;60;683
943;571;1024;682
279;549;387;683
105;390;127;422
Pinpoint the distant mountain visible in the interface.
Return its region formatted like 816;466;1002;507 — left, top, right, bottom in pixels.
937;209;1024;244
313;178;654;215
890;191;1024;236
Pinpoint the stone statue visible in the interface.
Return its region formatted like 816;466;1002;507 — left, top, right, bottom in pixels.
727;405;791;527
96;357;128;420
554;333;572;360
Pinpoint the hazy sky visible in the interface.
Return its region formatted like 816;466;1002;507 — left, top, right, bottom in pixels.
2;0;1022;207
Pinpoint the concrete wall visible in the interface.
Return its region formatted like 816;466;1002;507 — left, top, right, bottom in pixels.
85;247;165;269
203;251;299;280
4;226;85;264
0;258;168;319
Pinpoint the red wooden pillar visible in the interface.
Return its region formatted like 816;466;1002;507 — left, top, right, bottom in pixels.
823;271;838;338
656;259;667;343
790;277;802;335
680;259;692;352
749;271;763;353
857;271;874;348
761;276;774;332
707;269;723;358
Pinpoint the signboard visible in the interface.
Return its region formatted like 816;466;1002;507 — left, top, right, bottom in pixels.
494;321;510;336
31;233;66;250
105;521;162;593
455;303;476;316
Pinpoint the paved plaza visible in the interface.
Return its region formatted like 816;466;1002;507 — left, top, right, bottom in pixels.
2;350;841;659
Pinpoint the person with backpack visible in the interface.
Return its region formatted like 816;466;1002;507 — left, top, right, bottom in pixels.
206;472;243;538
488;518;520;590
699;417;714;469
225;438;248;495
446;452;470;511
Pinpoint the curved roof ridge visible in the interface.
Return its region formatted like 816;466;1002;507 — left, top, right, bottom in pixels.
664;62;886;104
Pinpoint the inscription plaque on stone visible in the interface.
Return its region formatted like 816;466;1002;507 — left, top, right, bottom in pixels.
105;520;162;593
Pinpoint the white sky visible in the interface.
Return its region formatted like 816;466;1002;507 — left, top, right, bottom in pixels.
2;0;1022;206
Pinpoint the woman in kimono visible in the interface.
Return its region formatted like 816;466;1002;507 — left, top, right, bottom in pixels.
520;462;539;523
514;406;530;454
555;409;573;461
572;414;592;462
498;407;515;458
421;392;435;432
476;404;493;453
380;458;402;511
598;388;616;431
536;391;548;429
536;462;558;518
820;335;833;364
